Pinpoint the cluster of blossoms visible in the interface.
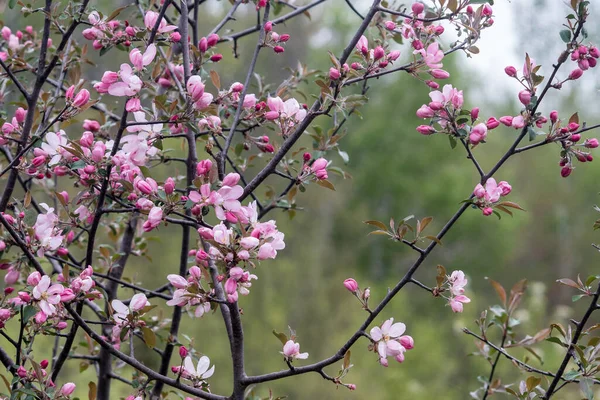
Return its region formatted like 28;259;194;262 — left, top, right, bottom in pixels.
296;154;329;183
347;35;401;77
544;110;598;177
167;266;213;318
264;21;291;54
13;358;77;399
1;107;26;145
198;32;223;63
82;10;179;51
472;178;512;216
568;44;600;79
415;84;499;145
1;267;100;331
369;318;414;367
110;293;151;347
0;25;39;61
444;270;470;313
94;43;156;97
171;348;215;390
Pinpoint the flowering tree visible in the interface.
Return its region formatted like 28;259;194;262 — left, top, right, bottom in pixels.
0;0;598;399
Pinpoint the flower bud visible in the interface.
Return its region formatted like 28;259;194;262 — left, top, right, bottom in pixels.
482;207;493;216
570;133;581;142
179;346;188;358
60;383;76;396
585;138;599;148
416;125;436;135
373;46;385;61
482;4;493;16
411;2;424;14
329;67;341;80
429;69;450;79
504;66;517;77
470;107;479;120
499;116;513;126
343;278;359;292
15;108;26;124
384;21;396;30
273;46;285;53
170;32;181;42
416;105;434;119
399;335;414;349
210;54;223;62
207;33;219;47
569;68;584;80
72;89;90;108
264;21;273;32
518;90;531;106
561;166;572;177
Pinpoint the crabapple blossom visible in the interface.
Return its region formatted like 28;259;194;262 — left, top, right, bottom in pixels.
183;355;215;382
32;275;64;316
370;318;412;366
282;340;309;361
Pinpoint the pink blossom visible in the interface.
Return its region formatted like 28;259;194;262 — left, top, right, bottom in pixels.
32;275;64;316
143;206;163;232
108;64;143;96
144;11;178;34
449;295;470;312
282;340;309;360
129;44;156;71
370;318;408;365
418;42;444;69
469;123;487;145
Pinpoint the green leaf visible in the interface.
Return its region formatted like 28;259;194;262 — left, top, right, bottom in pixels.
560;29;572;43
572;294;585;302
526;376;541;391
8;0;16;9
316;179;335;191
141;327;156;348
272;330;288;345
22;305;37;324
343;350;351;370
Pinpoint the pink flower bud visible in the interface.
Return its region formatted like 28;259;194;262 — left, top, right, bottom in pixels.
466;5;473;14
482;4;493;16
210;53;223;62
264;21;273;32
65;85;75;101
569;68;584;80
486;117;500;130
126;98;141;112
470;107;479;120
15;107;26;124
499;116;513;126
164;177;175;194
223;173;240;186
385;21;396;30
0;241;5;252
17;366;27;378
343;278;359;292
83;165;96;175
56;321;68;330
207;33;219;47
590;46;600;58
196;159;213;176
273;46;285;53
568;122;579;132
32;155;47;167
348;384;357;390
80;131;94;148
373;46;385;61
34;311;47;324
429;69;450;79
411;2;424;14
329;67;341;80
170;32;181;42
2;122;15;135
570;133;581;142
561;166;572;177
179;346;188;358
60;383;76;396
199;37;208;52
399;335;414;349
413;40;424;50
27;271;41;286
504;66;517;77
425;80;440;89
550;110;558;124
518;90;531;106
72;89;90;108
585;138;599;148
416;125;436;135
482;207;493;216
498;181;511;196
388;50;400;61
416;105;434;119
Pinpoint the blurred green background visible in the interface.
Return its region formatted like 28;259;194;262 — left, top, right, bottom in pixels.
1;0;600;398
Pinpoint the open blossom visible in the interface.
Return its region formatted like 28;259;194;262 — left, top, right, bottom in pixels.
142;206;163;232
108;64;143;96
144;10;177;34
33;203;64;255
282;340;308;361
111;293;149;325
40;130;69;166
370;318;412;366
129;44;157;71
32;275;64;316
429;84;463;109
417;42;444;69
265;97;307;123
183;356;215;381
